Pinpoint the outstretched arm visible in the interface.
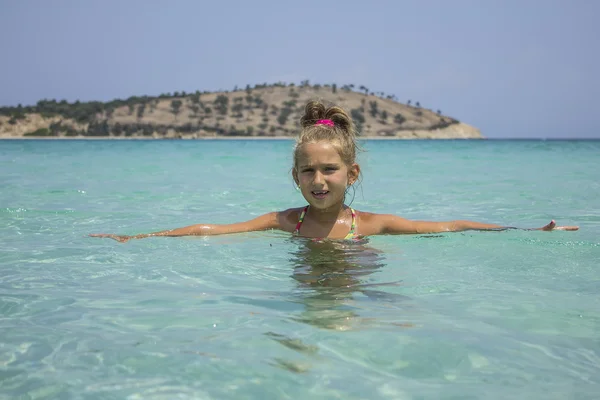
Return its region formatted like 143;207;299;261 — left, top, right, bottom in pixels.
376;215;578;235
90;212;281;243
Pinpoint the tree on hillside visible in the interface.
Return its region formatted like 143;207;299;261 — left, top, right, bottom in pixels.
232;102;244;118
214;95;229;115
86;120;110;136
136;104;146;121
381;110;388;123
253;96;264;108
171;100;182;121
190;91;201;104
394;113;406;125
369;101;379;118
277;107;293;125
350;109;365;124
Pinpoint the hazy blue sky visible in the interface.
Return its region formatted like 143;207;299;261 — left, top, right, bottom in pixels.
1;0;598;138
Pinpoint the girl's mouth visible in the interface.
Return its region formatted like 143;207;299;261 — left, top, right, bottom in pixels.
311;190;329;199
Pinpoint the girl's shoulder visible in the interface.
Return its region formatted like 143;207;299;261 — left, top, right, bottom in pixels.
353;209;381;222
276;207;305;233
278;207;305;218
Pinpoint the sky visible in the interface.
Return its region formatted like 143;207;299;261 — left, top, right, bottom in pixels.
1;0;598;139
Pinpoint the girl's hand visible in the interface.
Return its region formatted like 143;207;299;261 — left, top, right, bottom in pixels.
538;220;579;231
89;233;132;243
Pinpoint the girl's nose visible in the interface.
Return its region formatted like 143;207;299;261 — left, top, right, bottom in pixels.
313;171;325;185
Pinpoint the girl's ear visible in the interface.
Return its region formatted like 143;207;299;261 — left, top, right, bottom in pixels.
292;168;299;186
348;163;360;185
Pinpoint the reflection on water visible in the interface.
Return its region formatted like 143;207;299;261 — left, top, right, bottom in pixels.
288;238;405;331
266;238;411;373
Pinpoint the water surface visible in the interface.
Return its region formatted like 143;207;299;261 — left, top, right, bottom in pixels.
1;139;599;399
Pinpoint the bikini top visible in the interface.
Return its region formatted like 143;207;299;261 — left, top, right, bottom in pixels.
293;206;358;240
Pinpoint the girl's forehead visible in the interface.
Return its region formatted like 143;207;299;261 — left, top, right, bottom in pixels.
297;142;340;157
296;142;343;164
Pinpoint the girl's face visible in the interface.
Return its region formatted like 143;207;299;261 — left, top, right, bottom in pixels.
293;142;359;210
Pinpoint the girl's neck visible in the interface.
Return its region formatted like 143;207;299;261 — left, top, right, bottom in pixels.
306;203;348;223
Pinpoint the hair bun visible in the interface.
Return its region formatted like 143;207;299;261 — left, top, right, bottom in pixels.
300;101;327;128
325;106;353;138
300;101;355;138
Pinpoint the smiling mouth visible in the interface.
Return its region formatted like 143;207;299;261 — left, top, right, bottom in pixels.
311;190;329;198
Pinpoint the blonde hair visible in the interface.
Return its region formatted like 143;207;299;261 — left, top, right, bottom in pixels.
294;101;360;168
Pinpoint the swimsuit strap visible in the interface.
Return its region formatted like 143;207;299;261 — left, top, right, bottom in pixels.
293;206;358;239
293;206;309;235
344;207;357;240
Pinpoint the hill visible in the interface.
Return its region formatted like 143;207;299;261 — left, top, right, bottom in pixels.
0;83;482;139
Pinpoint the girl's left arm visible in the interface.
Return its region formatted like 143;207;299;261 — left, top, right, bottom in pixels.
374;215;578;235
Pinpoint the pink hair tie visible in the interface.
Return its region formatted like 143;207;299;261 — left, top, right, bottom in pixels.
315;119;334;127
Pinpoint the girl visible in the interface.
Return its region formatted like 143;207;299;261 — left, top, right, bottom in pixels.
90;101;578;243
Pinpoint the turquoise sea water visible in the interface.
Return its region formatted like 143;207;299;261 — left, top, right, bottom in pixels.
1;139;599;399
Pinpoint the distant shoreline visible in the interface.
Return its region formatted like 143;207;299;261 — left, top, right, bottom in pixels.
0;83;483;140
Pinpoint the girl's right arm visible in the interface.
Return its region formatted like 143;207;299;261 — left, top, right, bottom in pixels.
89;212;282;243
